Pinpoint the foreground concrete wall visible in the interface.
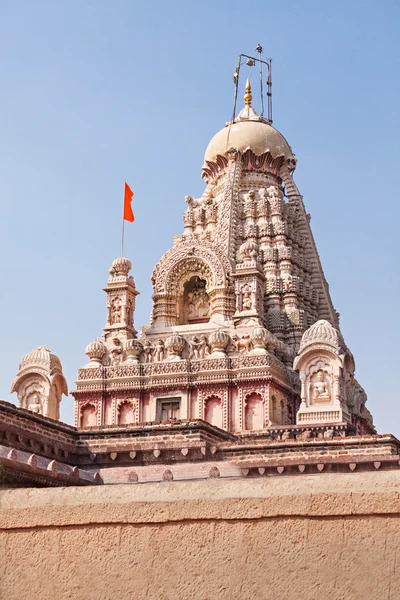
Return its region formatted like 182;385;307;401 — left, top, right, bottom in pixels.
1;472;400;600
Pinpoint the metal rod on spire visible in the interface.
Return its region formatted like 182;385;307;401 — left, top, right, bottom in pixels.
232;50;273;123
231;56;241;123
256;44;264;116
267;58;273;123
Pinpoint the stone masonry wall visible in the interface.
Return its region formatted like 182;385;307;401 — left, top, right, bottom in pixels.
1;472;400;600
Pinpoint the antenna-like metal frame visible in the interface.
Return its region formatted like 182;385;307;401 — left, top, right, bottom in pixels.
232;47;273;124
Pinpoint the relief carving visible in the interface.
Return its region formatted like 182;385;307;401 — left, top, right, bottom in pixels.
183;276;210;324
189;335;210;359
311;370;331;402
143;341;154;363
27;392;43;414
111;297;122;324
110;338;124;366
154;339;165;362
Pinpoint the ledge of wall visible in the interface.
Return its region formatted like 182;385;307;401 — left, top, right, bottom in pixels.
1;471;400;600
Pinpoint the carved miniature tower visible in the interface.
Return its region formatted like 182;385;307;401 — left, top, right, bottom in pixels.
104;257;139;341
73;62;374;436
11;347;68;419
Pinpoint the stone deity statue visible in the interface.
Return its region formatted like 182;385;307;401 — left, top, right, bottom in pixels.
111;297;122;324
312;371;330;400
240;284;253;311
189;335;209;359
184;278;210;322
143;341;154;363
28;393;42;414
154;339;165;362
111;338;124;366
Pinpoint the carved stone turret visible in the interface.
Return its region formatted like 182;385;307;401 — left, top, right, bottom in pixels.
104;257;139;341
294;320;353;426
11;346;68;420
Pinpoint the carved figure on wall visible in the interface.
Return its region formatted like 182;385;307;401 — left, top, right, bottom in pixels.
143;341;154;363
27;392;42;414
267;185;280;203
126;298;133;326
111;297;122;324
154;339;165;362
311;371;330;401
189;335;210;359
185;194;202;208
244;190;255;215
111;338;124;366
232;334;252;353
199;335;210;357
183;276;210;324
240;283;253;311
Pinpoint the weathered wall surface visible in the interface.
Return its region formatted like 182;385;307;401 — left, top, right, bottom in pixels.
1;472;400;600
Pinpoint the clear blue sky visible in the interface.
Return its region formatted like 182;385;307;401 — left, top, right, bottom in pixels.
0;0;399;434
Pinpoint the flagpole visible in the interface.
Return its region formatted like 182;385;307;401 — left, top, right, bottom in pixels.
121;181;125;257
121;214;125;257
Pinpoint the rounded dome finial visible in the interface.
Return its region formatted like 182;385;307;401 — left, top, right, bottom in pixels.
85;338;107;365
299;319;345;353
110;257;132;277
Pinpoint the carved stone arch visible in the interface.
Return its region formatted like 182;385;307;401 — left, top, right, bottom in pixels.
151;242;232;294
151;243;234;327
117;399;135;425
167;258;214;296
11;372;50;413
80;402;97;428
48;373;68;421
244;392;264;431
204;395;223;430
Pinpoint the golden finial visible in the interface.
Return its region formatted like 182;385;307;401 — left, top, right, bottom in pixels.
244;78;252;107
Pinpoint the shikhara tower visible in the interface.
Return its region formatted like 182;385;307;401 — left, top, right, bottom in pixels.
69;76;373;436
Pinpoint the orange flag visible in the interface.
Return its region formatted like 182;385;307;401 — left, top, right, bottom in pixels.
123;182;135;222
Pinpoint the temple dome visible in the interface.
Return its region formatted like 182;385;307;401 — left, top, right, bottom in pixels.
299;320;345;353
204;119;293;165
204;79;293;166
19;346;63;374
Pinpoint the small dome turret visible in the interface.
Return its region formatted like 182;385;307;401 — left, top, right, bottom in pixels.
11;346;68;421
299;320;345;354
109;257;132;277
19;346;63;374
85;339;107;365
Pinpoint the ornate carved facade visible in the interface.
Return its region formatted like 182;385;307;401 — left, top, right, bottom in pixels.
3;72;380;489
68;80;374;437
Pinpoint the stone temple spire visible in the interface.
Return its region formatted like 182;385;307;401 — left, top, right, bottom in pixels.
72;71;374;436
147;79;338;351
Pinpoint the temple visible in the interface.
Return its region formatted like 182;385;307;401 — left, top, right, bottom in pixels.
1;72;397;490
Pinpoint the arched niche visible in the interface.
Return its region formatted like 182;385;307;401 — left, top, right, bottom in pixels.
104;398;113;425
81;404;96;428
270;394;285;425
280;398;286;425
244;393;264;431
180;275;210;325
118;401;134;425
205;396;223;429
